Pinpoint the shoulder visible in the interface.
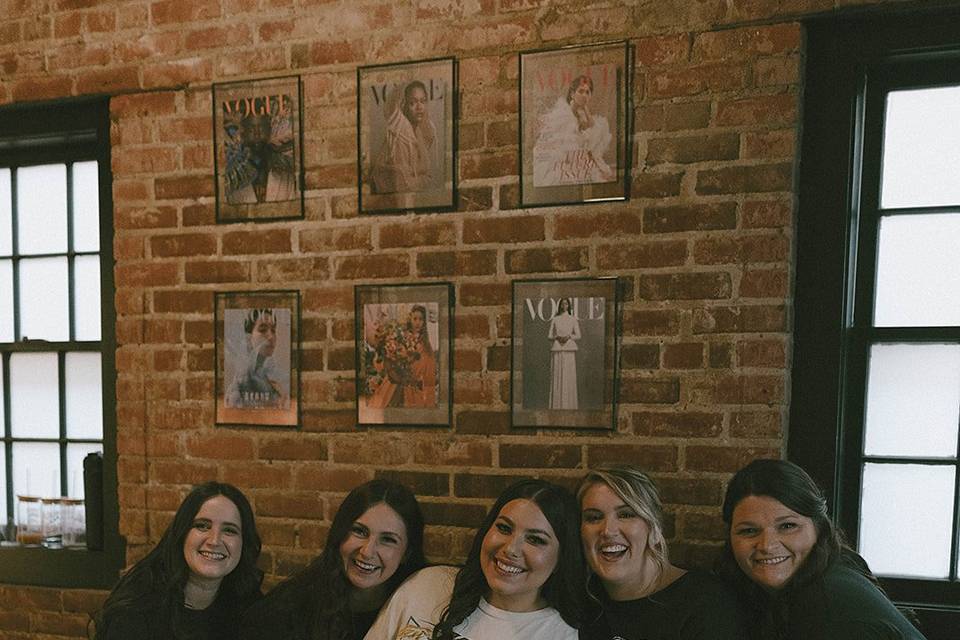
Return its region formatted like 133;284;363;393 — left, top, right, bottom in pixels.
398;564;458;596
672;569;742;605
97;608;155;639
238;575;316;638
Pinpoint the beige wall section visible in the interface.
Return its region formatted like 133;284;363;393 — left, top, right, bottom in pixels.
0;0;913;636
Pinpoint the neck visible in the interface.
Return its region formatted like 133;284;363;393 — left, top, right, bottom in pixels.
607;560;685;601
486;590;547;613
184;575;222;611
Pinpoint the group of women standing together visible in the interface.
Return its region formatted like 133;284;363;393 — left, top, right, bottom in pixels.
90;460;926;640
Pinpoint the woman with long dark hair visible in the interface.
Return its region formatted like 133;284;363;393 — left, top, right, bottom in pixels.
364;478;585;640
578;465;746;639
239;479;425;640
716;459;925;639
92;481;263;640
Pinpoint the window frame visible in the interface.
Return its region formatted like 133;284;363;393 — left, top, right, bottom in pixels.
0;97;124;588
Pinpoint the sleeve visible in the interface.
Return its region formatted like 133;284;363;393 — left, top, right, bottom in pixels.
548;317;557;340
820;619;916;639
571;318;581;341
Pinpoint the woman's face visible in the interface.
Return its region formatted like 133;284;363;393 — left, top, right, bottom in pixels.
410;309;425;333
339;502;409;592
571;81;592;108
729;494;818;591
183;495;243;584
480;498;560;612
250;314;277;357
404;86;428;126
558;298;570;314
580;482;658;600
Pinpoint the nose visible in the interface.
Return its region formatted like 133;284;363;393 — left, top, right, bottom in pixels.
600;516;617;537
504;532;523;558
756;529;777;552
359;537;376;558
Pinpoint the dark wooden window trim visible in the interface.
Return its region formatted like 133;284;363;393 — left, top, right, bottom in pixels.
0;97;124;588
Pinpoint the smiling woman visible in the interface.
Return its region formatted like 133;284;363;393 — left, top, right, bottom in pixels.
92;482;263;640
364;479;585;640
716;459;926;640
239;479;425;640
577;466;746;640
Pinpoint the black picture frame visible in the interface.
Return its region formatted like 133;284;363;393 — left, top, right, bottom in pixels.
519;41;632;208
212;75;305;223
215;290;301;428
510;277;620;429
357;57;458;214
355;283;454;426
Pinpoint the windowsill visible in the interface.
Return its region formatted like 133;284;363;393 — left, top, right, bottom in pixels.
0;538;124;589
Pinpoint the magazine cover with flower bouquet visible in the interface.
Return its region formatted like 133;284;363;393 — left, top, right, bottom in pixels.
355;283;453;426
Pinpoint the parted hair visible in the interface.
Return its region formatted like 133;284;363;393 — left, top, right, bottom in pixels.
432;479;586;639
92;481;263;640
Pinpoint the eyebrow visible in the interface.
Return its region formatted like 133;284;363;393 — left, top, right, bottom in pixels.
497;515;554;539
354;519;406;540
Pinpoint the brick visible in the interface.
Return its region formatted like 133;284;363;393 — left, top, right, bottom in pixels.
664;101;711;131
505;247;587;274
598;241;687;270
334;437;413;465
257;257;330;283
153;290;213;314
636;272;732;300
149;460;218;485
334;254;409;279
692;304;786;333
716;94;797;127
459;282;510;307
633;411;722;437
635;33;690;66
621;343;660;369
587;444;678;472
379;220;456;248
155;175;213;199
485;345;510;371
644;202;737;233
417;250;497;277
743;199;792;228
296;466;369;491
420;502;489;528
709;342;733;368
681;512;726;541
376;470;449;496
686;446;780;472
463;215;544;244
256;492;324;519
454;473;526;498
414;440;492;466
738;338;787;367
500;444;581;469
731;410;783;438
632;171;683;198
696;163;793;195
693;373;784;405
222;229;292;255
185;260;250;284
622;310;681;337
743;129;795;160
657;477;721;506
116;205;178;229
647;133;740;164
692;24;801;61
694;234;789;264
459;186;494;211
620;377;680;404
152;0;220;25
663;342;704;369
740;267;788;298
151;233;217;257
115;262;178;287
647;63;747;99
454;315;490;339
754;57;801;88
301;227;373;252
554;210;644;240
456;410;510;434
184;433;255;459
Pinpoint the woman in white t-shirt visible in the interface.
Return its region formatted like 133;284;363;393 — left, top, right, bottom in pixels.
364;479;585;640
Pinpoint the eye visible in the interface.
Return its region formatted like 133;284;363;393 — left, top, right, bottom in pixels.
223;524;241;536
581;511;602;524
617;508;638;520
526;534;548;547
495;522;511;535
192;520;211;531
778;521;799;531
380;534;401;546
735;527;759;537
351;524;369;538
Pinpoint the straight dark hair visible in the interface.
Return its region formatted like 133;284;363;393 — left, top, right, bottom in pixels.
92;481;262;640
243;479;425;640
432;479;586;639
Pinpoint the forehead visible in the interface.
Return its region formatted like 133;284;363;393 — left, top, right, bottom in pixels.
196;495;242;524
406;85;427;99
496;498;555;534
355;502;407;537
253;313;275;328
580;481;623;508
732;494;808;522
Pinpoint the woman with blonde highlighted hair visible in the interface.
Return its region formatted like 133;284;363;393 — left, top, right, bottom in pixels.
577;465;746;640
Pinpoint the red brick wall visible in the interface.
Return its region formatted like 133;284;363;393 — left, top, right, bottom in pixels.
0;0;907;637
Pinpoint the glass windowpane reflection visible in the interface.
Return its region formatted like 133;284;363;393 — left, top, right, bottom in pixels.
72;161;100;252
16;164;67;255
0;259;12;342
859;463;955;579
73;255;101;341
65;352;102;439
12;443;60;499
874;214;960;327
19;257;69;341
0;167;11;255
9;353;59;439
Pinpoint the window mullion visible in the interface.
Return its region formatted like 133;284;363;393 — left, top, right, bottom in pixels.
3;353;11;530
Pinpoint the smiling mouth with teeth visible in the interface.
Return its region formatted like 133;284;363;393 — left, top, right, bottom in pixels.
198;550;227;561
352;559;380;573
495;559;525;575
754;556;789;565
598;544;628;559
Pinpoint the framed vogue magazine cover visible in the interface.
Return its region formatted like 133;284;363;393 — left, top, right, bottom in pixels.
355;283;453;426
215;290;300;427
357;57;457;214
212;75;305;223
519;41;632;208
511;278;619;429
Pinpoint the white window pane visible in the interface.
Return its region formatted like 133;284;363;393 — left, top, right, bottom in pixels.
73;255;101;341
17;164;67;255
0;259;12;341
0;167;11;255
10;353;60;438
881;86;960;208
864;343;960;457
0;450;7;527
66;352;102;439
67;444;102;499
72;161;100;252
19;256;69;341
860;463;954;579
874;214;960;327
13;442;60;499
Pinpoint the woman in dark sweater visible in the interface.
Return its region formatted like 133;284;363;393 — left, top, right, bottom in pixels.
239;479;425;640
92;481;263;640
716;459;925;640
